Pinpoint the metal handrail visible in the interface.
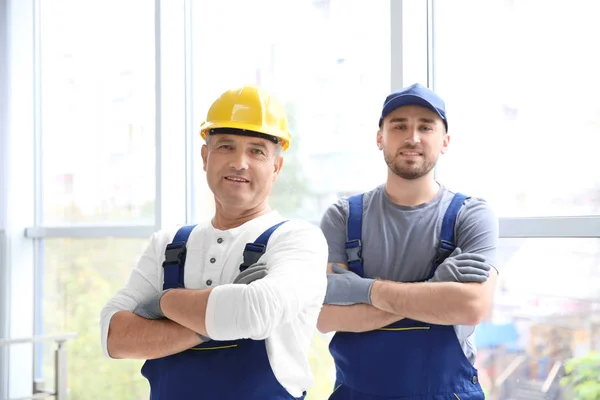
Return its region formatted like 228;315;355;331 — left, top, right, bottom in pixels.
10;393;55;400
494;354;526;388
0;333;77;347
1;332;77;400
542;360;562;393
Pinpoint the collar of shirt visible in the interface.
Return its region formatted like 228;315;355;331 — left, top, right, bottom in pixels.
181;210;285;289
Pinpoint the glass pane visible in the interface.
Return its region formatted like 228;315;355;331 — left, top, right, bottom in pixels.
39;238;150;399
433;1;600;217
190;0;391;224
478;238;600;399
40;0;156;225
308;333;336;399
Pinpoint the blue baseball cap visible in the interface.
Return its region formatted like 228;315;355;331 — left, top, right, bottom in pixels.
378;83;448;131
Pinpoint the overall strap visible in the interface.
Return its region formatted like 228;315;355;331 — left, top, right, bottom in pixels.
345;194;365;277
427;192;469;279
163;224;197;290
239;220;288;272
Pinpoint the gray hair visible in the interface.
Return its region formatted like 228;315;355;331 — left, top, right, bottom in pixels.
205;134;283;158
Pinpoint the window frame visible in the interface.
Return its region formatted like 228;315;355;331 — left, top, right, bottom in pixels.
1;0;37;397
1;0;192;396
428;0;600;238
1;0;599;397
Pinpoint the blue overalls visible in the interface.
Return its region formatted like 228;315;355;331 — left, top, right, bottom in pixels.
328;193;484;400
141;221;305;400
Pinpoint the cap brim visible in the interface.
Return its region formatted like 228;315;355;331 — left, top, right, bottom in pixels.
380;94;447;129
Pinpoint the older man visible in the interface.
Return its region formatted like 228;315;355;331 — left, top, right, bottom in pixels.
100;85;328;399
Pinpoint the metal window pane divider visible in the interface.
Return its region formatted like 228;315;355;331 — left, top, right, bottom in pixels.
22;216;600;240
24;225;159;239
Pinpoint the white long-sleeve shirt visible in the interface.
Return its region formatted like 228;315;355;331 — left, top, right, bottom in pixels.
100;211;329;397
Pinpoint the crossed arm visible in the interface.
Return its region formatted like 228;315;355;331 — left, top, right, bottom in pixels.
317;262;498;333
370;269;497;325
101;232;204;360
106;310;201;360
317;196;500;334
103;225;328;360
317;302;403;333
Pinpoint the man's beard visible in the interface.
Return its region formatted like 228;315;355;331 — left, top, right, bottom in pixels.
384;149;437;180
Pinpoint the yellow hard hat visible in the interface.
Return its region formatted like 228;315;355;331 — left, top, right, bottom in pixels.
199;85;292;151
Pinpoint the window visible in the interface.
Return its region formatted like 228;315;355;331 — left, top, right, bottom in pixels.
190;0;391;223
433;0;600;217
9;1;598;399
34;1;156;398
189;1;391;398
27;0;395;398
478;238;600;398
40;239;150;399
40;0;156;225
433;2;600;398
496;238;600;300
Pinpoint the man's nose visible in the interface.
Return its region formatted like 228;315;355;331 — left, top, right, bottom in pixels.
405;127;421;145
228;149;249;171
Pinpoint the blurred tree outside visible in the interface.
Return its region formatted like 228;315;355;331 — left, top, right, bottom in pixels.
269;102;315;220
306;334;336;399
43;237;150;399
560;352;600;400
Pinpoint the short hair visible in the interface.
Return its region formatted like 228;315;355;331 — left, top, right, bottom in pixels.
205;134;283;158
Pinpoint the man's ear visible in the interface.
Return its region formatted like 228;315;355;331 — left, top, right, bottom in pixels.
440;133;450;154
376;129;383;150
272;156;284;182
201;144;208;171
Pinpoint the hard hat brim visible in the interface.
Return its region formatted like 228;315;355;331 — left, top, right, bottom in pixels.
200;120;290;151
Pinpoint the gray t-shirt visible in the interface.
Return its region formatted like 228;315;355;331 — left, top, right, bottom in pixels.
319;183;499;364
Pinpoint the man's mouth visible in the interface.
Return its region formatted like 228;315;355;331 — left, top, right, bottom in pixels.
400;151;422;156
224;176;249;183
